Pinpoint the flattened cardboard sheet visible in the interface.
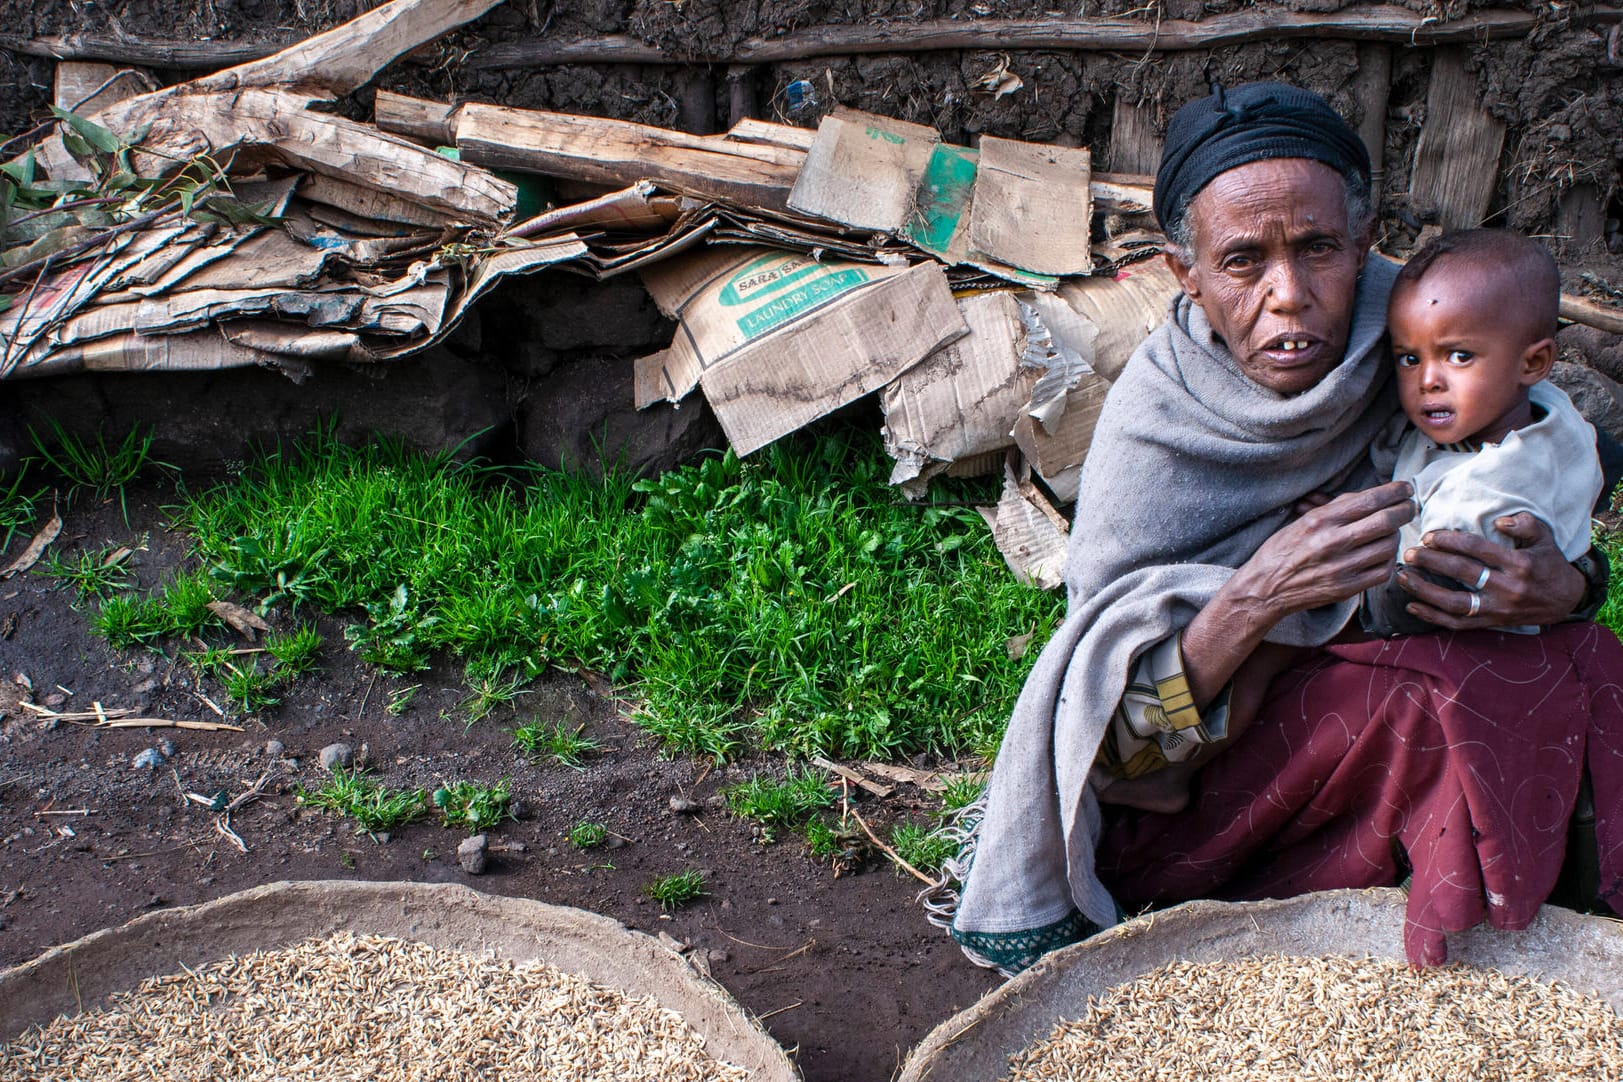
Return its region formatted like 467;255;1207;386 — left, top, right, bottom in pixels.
968;137;1093;277
788;108;940;233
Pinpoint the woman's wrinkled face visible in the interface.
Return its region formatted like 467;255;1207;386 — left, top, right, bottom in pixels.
1164;158;1371;396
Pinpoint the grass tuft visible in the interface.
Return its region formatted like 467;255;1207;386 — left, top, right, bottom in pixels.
431;778;512;832
566;820;607;849
887;821;957;876
296;768;426;837
41;542;135;601
29;420;157;521
644;869;706;910
266;624;323;676
513;720;600;768
0;464;46;553
724;768;835;844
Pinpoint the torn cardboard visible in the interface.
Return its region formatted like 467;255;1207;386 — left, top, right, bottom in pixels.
635;246;967;456
979;456;1069;590
881;291;1036;492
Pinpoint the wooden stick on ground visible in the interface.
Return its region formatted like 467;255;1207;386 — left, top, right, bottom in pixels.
851;810;934;885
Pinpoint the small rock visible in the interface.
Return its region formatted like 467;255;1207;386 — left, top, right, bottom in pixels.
265;739;286;757
668;795;700;815
458;834;489;875
704;794;725;809
319;743;354;773
604;836;626;850
765;896;778;906
507;798;526;820
707;949;730;964
657;931;687;952
158;739;175;758
132;677;159;695
43;691;66;708
375;832;391;845
136;657;155;676
131;748;164;770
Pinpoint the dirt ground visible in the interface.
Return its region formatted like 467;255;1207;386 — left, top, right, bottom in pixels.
0;480;1001;1081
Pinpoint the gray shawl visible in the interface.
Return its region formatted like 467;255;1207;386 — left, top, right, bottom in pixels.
938;255;1402;964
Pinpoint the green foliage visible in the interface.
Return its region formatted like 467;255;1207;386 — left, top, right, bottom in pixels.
266;624;323;676
29;420;156;520
90;593;171;649
887;821;957;877
458;659;526;723
644;869;707;910
221;660;281;712
939;772;987;815
0;464;45;552
297;768;426;837
158;568;219;636
432;778;512;832
513;720;600;768
724;768;835;843
41;542;135;601
803;816;843;859
567;820;607;849
385;684;420;716
181;427;1062;761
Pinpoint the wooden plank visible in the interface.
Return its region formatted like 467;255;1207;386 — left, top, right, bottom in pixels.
454;103;802;211
374;90;458;146
1560;294;1623;336
1107;96;1162;175
726;117;816;151
1557;184;1607;257
53;61;154;114
1410;49;1505;230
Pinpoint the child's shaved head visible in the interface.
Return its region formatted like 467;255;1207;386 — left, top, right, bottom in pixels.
1395;229;1560;341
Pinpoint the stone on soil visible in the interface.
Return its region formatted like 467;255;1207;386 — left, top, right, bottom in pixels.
458;834;489;875
319;743;354;772
131;748;165;770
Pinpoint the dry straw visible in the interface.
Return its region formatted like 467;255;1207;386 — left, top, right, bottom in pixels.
1002;953;1623;1082
1;931;749;1081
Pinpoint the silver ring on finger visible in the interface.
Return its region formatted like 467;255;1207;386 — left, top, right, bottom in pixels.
1466;591;1481;618
1472;566;1492;591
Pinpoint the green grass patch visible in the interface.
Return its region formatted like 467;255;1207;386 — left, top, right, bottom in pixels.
266;624;323;676
297;768;427;837
41;542;136;601
221;659;281;712
514;720;600;768
432;778;512;832
644;869;706;910
90;593;172;649
724;767;835;843
180;426;1061;761
567;820;607;849
29;420;157;521
0;464;45;553
887;821;957;876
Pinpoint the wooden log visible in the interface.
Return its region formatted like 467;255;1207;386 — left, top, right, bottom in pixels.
194;0;504;98
726;65;759;129
1561;293;1623;336
9;8;1620;72
374;89;458;145
1106;96;1161;176
1410;49;1505;230
461;6;1619;66
53;61;153;114
1350;43;1391;194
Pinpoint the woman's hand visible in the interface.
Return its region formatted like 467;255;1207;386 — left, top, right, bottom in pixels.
1225;481;1416;627
1179;481;1413;710
1399;512;1586;628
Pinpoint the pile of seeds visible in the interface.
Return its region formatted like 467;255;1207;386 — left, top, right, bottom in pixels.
1001;953;1623;1081
1;932;750;1081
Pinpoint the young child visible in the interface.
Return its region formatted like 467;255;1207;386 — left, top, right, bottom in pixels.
1360;228;1603;636
1100;228;1603;813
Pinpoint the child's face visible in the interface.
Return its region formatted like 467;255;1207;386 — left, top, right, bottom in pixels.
1388;261;1551;446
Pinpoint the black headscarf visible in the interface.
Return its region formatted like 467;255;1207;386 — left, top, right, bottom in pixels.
1153;82;1371;233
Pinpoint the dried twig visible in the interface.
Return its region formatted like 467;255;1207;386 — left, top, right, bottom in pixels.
851;810;933;885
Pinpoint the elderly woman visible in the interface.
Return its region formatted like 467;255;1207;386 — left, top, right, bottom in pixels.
927;82;1623;974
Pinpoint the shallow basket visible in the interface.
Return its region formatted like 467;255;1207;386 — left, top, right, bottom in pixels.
0;879;798;1081
898;887;1623;1081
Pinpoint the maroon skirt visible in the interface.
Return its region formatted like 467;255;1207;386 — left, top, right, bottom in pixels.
1097;621;1623;965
